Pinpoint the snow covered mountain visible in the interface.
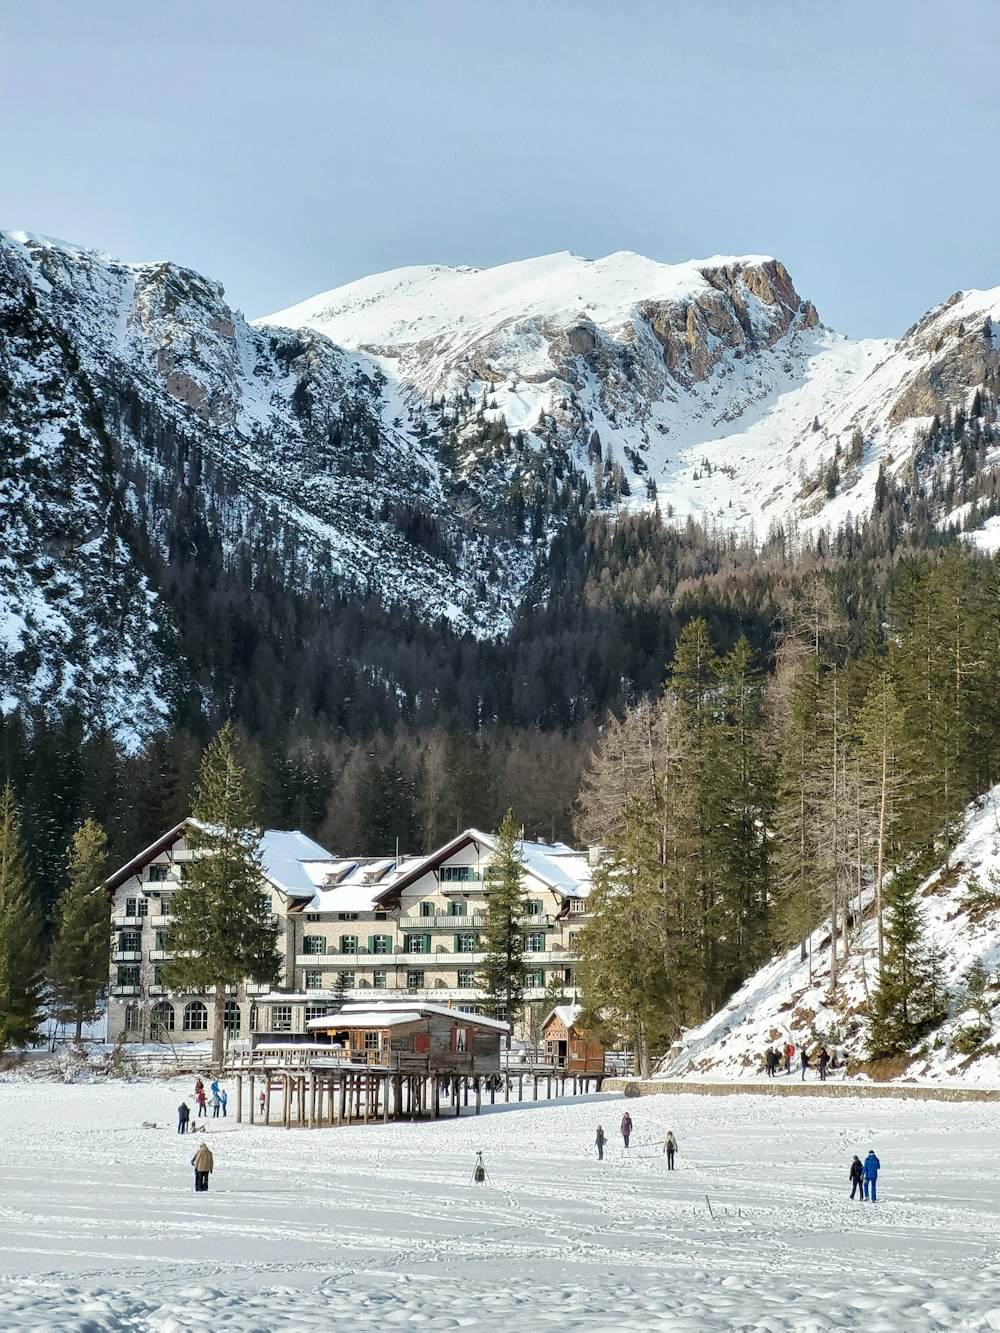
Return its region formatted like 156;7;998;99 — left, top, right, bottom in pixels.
661;785;1000;1089
2;230;999;742
263;250;1000;542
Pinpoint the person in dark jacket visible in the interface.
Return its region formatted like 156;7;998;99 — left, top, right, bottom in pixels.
663;1130;678;1169
849;1155;863;1199
818;1048;830;1081
177;1102;190;1134
620;1111;633;1148
800;1050;810;1081
595;1125;606;1160
863;1149;880;1200
764;1049;775;1078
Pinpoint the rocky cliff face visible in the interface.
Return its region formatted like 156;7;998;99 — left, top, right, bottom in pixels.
2;232;999;743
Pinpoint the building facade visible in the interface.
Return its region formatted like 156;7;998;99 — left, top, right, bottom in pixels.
106;824;592;1045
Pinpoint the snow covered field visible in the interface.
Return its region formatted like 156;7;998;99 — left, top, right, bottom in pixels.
2;1083;1000;1329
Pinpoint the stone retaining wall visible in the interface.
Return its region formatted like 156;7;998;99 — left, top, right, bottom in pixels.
601;1077;1000;1104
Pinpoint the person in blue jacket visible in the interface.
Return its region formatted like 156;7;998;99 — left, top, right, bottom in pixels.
863;1149;881;1200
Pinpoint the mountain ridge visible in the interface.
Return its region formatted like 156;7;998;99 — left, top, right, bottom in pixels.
2;229;1000;744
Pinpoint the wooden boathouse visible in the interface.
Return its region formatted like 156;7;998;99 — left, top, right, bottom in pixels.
541;1003;607;1074
226;999;604;1126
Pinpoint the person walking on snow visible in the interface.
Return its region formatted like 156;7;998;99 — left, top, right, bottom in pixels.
849;1155;864;1200
595;1125;606;1161
196;1087;208;1117
220;1089;228;1117
663;1130;678;1169
177;1102;190;1134
258;1089;265;1116
764;1049;774;1078
211;1091;221;1119
191;1141;214;1193
863;1150;880;1201
621;1111;633;1149
784;1044;793;1075
818;1048;830;1081
800;1049;810;1081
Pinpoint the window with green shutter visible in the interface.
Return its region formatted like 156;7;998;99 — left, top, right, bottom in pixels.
370;934;392;954
340;935;358;955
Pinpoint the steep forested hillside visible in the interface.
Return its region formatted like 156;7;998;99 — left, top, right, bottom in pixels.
3;229;1000;948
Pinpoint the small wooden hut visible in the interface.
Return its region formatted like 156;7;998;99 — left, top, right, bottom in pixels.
541;1003;606;1074
307;1000;507;1076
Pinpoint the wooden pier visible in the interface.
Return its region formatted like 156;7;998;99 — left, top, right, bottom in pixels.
226;1043;604;1127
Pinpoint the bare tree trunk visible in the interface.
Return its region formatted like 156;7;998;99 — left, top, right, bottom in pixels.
213;980;226;1068
876;744;887;965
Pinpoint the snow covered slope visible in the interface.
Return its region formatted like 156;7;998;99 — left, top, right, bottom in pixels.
263;250;1000;543
3;228;999;741
662;785;1000;1088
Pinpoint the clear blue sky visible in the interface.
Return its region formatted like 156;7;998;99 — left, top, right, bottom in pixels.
1;0;996;338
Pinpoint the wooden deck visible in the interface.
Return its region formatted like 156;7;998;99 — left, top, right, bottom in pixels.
225;1046;604;1126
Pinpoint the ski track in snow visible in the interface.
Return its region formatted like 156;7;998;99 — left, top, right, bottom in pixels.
0;1083;1000;1328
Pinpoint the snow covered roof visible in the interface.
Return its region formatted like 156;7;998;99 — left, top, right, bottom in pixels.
307;1000;509;1032
386;829;591;901
544;1004;584;1032
258;830;336;898
308;1010;422;1029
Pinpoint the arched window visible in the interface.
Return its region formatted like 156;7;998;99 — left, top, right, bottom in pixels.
224;1000;241;1033
124;1003;141;1033
152;1000;175;1034
249;1003;259;1031
183;1000;208;1032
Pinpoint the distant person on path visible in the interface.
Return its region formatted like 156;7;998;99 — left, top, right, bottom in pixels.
800;1050;810;1081
211;1091;221;1118
595;1125;606;1161
191;1141;214;1193
663;1131;678;1169
197;1087;208;1118
177;1102;190;1134
818;1048;830;1081
220;1090;228;1117
784;1044;793;1075
863;1150;880;1200
764;1049;775;1078
849;1155;864;1200
621;1111;633;1149
194;1077;204;1100
259;1089;266;1116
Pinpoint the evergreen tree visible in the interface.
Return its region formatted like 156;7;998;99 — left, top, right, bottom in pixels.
870;873;947;1056
333;970;352;1008
0;784;45;1055
854;672;913;963
710;637;774;992
49;819;110;1040
960;957;992;1035
479;809;527;1042
356;756;421;856
163;723;280;1066
576;798;683;1077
